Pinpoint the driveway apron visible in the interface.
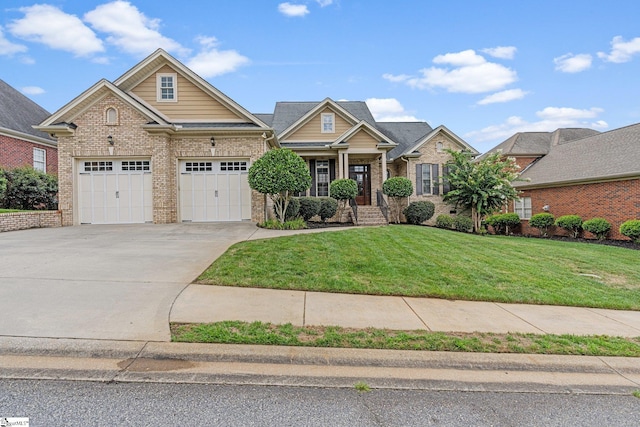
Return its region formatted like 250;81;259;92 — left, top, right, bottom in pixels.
0;223;258;341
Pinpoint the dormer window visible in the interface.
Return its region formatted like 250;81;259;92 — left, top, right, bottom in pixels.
321;113;335;133
157;73;177;102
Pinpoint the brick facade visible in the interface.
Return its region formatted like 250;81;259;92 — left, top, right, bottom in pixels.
57;95;267;226
0;133;58;175
516;178;640;241
0;210;62;232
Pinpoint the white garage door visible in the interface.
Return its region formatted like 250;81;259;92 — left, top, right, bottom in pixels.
78;159;152;224
179;160;251;222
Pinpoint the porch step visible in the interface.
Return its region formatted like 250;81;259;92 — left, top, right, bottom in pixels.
354;206;388;226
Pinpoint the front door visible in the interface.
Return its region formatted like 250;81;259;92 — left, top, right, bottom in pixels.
349;165;371;205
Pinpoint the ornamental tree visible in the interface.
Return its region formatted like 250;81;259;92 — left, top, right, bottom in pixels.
329;178;358;221
383;176;413;223
442;150;521;233
248;148;311;224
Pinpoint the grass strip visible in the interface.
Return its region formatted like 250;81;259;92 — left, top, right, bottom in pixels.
171;321;640;357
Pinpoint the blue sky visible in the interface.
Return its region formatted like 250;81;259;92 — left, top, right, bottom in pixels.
1;0;640;153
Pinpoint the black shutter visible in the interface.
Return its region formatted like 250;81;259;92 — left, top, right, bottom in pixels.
416;163;423;195
442;165;450;194
329;159;336;182
310;160;316;197
432;164;440;195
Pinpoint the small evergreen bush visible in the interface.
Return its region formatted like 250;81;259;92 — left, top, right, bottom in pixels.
529;213;555;237
485;212;521;235
555;215;583;238
382;177;413;223
318;197;338;222
435;214;454;229
273;197;300;221
298;197;321;221
620;219;640;243
1;166;58;210
403;201;435;225
453;215;474;233
582;217;612;240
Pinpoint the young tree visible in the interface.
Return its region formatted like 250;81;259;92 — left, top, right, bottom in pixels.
442;150;521;233
248;148;311;224
329;178;358;221
382;176;413;223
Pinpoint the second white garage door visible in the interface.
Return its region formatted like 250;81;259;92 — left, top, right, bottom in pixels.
179;160;251;222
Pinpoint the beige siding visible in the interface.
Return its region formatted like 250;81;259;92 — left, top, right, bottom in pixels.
347;130;379;149
130;65;244;121
286;107;353;141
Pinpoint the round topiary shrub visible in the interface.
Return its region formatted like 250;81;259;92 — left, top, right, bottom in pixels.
329;179;358;201
620;219;640;244
436;214;454;229
529;213;555;237
403;201;435;225
453;215;474;233
297;197;321;221
485;212;521;235
582;217;612;240
555;215;583;238
273;197;300;221
383;176;413;223
318;197;338;222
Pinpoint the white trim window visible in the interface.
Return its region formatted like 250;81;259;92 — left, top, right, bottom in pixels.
106;107;118;125
33;147;46;172
157;73;177;102
316;160;330;196
514;197;532;219
321;113;335;133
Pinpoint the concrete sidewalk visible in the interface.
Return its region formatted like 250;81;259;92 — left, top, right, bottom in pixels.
171;285;640;337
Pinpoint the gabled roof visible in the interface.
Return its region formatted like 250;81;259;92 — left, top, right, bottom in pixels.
515;122;640;188
275;98;370;139
37;79;167;130
113;49;268;128
330;120;397;148
481;127;600;159
0;79;55;144
385;124;478;160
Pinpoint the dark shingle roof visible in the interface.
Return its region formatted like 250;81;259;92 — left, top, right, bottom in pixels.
516;123;640;187
0;79;54;141
481;128;600;158
377;122;434;159
270;101;377;135
254;114;273;126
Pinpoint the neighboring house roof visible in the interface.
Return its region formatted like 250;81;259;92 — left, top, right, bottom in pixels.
0;79;56;145
480;127;600;158
515;123;640;188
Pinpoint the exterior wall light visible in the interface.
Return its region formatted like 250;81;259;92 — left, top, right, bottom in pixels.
107;135;114;145
210;137;215;147
543;204;550;211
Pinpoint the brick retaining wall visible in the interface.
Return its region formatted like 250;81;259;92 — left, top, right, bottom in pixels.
0;211;62;232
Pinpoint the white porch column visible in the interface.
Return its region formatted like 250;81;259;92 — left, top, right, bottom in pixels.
343;151;349;178
380;152;387;184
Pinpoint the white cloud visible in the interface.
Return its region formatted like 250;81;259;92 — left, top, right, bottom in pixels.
0;26;27;56
278;3;310;17
365;98;420;122
8;4;103;56
554;53;592;73
482;46;517;59
465;107;608;144
477;89;528;105
186;36;250;78
21;86;45;95
597;36;640;63
386;49;517;94
316;0;334;6
84;1;188;58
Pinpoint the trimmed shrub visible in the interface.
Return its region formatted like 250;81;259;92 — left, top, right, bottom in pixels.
330;179;358;222
298;197;321;221
582;217;612;240
620;219;640;244
453;215;474;233
529;213;555;237
555;215;583;238
435;214;454;229
403;201;435;225
1;166;58;210
318;197;338;222
273;197;300;221
383;177;413;223
0;172;7;202
485;212;521;235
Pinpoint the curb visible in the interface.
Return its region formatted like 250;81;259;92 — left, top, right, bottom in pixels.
1;336;639;394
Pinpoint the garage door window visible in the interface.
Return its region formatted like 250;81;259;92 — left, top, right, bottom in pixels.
220;161;248;171
185;162;213;172
122;160;150;171
84;161;113;172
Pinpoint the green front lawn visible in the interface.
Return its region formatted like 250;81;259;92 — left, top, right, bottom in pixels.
197;226;640;310
0;209;26;213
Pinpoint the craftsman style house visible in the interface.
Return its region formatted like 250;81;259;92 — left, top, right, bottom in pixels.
484;126;640;240
36;49;477;226
1;79;57;175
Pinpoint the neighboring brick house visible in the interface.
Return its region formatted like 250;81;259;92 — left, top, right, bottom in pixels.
0;79;57;175
484;125;640;240
36;49;478;226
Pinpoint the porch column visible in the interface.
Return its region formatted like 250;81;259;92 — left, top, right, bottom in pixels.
380;152;387;184
343;151;349;178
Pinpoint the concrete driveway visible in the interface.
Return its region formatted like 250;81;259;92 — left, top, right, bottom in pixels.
0;223;260;341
